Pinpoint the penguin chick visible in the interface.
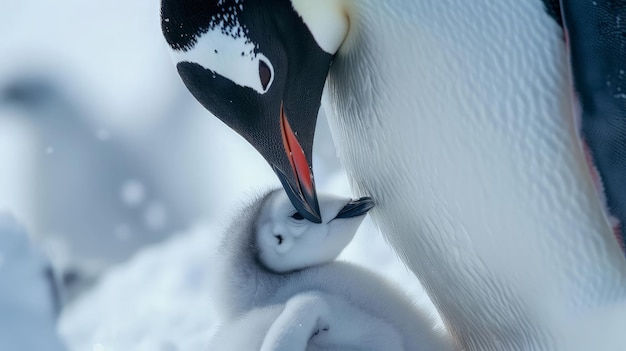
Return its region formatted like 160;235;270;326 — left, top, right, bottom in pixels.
210;189;454;351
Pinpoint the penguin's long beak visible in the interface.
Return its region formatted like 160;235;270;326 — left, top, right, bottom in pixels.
275;103;322;223
173;60;324;224
160;0;333;224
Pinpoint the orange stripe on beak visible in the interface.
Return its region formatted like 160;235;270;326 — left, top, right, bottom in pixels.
280;103;314;197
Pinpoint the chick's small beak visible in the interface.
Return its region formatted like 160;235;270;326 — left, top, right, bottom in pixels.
336;197;375;219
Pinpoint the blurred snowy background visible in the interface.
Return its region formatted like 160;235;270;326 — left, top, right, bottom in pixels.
0;1;435;350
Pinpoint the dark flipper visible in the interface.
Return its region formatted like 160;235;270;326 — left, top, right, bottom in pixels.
562;0;626;247
542;0;563;27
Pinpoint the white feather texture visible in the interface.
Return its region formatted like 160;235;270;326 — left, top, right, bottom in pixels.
210;189;454;350
290;0;349;55
321;0;626;349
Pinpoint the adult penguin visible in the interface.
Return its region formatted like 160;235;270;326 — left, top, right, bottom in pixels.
160;1;626;349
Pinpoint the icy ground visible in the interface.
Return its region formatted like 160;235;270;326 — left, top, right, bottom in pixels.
57;196;437;351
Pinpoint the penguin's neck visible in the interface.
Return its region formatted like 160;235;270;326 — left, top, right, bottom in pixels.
217;228;284;319
323;0;626;349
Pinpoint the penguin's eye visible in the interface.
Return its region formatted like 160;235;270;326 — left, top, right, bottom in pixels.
274;234;284;245
290;212;305;220
259;60;272;91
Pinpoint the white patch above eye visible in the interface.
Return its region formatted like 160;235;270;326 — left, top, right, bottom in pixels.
170;28;274;94
290;0;349;54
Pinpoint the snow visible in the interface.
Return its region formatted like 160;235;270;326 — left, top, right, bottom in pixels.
0;1;436;350
58;224;221;351
120;180;146;208
58;211;435;350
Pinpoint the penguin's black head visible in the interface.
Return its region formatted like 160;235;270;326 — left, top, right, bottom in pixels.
161;0;346;223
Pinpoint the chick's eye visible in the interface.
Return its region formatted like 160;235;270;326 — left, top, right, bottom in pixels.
274;234;283;245
259;59;272;91
290;212;305;220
